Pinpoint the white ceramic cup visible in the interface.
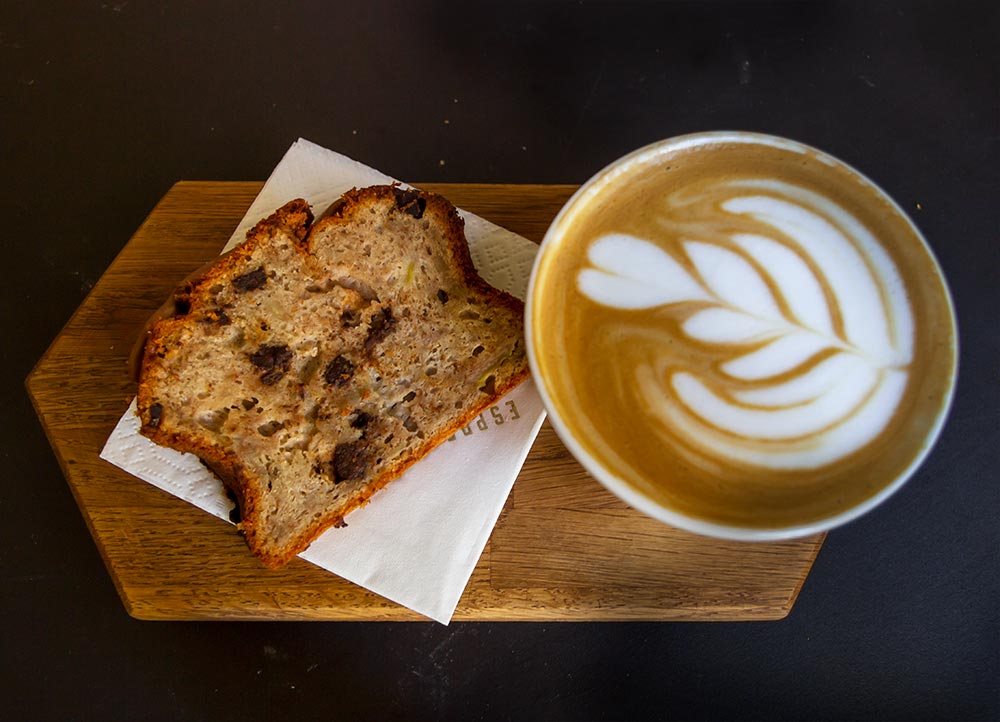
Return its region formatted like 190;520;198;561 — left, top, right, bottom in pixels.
525;131;958;540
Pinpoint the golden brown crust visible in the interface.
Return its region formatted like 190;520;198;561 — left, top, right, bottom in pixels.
265;361;531;568
311;184;525;337
129;200;314;384
135;187;529;568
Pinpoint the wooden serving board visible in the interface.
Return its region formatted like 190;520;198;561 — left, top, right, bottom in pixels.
26;182;824;621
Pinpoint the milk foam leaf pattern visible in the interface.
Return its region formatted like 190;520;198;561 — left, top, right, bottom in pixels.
679;237;835;378
576;185;915;470
577;233;711;310
683;241;784;320
730;233;834;336
720;333;831;381
723;187;903;366
732;354;870;407
681;308;778;345
671;365;879;439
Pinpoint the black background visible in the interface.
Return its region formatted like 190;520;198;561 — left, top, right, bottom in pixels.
4;2;998;720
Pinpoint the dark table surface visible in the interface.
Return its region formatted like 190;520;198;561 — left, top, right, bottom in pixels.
5;2;998;720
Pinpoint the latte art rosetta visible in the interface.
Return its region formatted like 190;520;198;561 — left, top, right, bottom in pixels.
577;179;915;470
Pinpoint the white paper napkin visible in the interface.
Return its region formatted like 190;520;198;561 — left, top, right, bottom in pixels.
100;139;547;624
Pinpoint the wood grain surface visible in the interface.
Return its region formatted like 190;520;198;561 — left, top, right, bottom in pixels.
26;181;824;621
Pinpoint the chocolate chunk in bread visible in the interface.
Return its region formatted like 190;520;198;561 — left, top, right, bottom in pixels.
135;186;529;568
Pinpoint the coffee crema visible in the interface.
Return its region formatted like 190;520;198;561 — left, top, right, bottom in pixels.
530;135;956;532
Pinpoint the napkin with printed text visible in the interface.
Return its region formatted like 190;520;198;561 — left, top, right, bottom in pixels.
100;138;546;624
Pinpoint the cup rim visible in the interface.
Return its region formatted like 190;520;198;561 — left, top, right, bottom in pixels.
524;130;959;541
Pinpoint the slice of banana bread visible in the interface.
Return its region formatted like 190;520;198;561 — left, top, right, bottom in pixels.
136;186;529;568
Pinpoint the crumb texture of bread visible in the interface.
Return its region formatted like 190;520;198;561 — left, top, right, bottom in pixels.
136;186;529;567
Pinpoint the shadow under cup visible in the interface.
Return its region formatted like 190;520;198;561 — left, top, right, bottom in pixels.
525;132;958;540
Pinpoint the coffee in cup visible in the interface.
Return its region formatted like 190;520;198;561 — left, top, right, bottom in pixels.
526;132;957;539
